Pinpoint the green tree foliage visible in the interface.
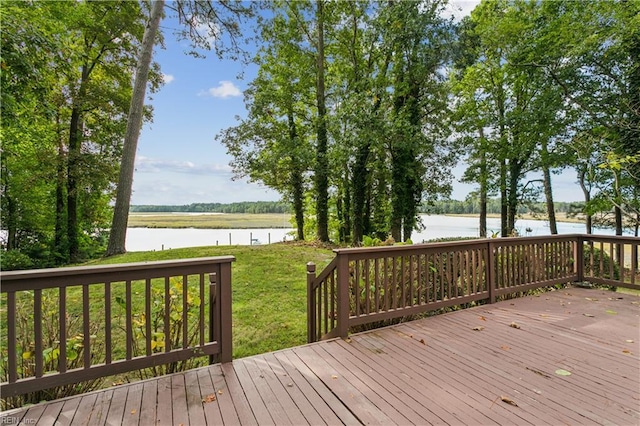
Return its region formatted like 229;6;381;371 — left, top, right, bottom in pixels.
217;1;315;240
107;0;257;256
1;1;153;267
222;0;455;244
452;0;639;237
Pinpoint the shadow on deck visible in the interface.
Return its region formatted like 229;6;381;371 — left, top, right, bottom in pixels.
2;286;638;425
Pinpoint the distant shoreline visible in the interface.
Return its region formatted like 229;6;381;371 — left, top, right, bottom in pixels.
443;212;586;225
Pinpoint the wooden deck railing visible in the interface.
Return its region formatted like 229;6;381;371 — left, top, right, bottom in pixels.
307;234;639;342
0;256;234;398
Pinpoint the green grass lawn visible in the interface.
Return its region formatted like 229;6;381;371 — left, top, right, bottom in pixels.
86;242;335;359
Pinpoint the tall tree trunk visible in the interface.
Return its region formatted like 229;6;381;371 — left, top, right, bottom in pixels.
578;169;592;234
390;149;403;242
500;159;508;237
371;163;389;240
66;103;82;263
287;106;304;241
541;138;558;234
292;164;305;241
542;167;558;234
507;161;520;235
5;194;17;250
314;0;329;242
352;143;370;244
55;134;67;262
478;127;487;238
106;0;164;256
343;167;351;244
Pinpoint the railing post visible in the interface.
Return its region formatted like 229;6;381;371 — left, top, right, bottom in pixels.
575;236;584;283
487;240;496;303
336;252;350;339
209;272;217;365
219;261;233;363
307;262;317;343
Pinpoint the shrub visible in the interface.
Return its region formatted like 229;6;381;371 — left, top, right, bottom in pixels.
0;289;104;410
583;245;620;281
1;250;35;271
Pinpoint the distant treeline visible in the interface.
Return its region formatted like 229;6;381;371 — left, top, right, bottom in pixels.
421;199;582;215
130;201;291;214
131;199;582;216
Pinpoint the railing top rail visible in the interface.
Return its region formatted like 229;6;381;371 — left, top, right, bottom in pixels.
332;234;589;256
0;256;236;290
310;257;337;289
580;235;640;243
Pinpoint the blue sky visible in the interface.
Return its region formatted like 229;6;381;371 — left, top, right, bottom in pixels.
131;0;581;206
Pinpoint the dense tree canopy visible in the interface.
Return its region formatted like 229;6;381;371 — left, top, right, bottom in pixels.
2;0;638;269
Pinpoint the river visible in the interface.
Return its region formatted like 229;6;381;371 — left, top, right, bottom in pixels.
124;214;632;252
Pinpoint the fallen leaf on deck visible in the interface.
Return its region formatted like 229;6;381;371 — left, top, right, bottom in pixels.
509;322;521;329
346;337;352;343
217;390;223;395
473;326;485;331
626;339;634;343
555;369;572;376
585;297;597;301
540;314;548;318
479;316;487;321
501;396;518;407
622;350;632;355
202;394;216;403
500;345;510;351
583;313;595;317
287;382;294;387
131;410;136;415
605;310;618;315
331;375;338;379
419;338;426;344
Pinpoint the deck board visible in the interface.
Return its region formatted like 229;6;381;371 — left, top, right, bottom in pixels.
2;287;638;425
36;400;65;426
138;379;157;426
155;375;173;425
69;393;96;426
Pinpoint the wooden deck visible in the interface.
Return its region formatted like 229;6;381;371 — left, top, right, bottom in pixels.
2;286;639;425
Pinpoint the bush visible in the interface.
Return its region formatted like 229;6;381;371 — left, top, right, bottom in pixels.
583;245;620;281
1;250;35;271
1;289;104;410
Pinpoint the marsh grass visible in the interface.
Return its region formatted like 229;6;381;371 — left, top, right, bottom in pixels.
128;213;292;229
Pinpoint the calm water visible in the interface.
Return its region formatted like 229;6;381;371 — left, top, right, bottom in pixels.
125;214;629;252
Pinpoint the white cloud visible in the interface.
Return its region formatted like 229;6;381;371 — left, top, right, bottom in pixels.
202;81;242;98
162;73;175;84
135;156;231;175
131;171;281;205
